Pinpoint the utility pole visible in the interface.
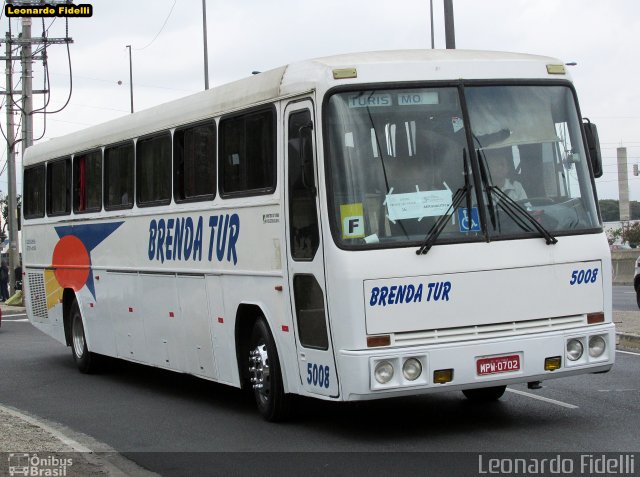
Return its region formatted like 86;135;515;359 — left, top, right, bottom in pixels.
5;34;18;294
444;0;456;49
1;1;73;294
21;17;33;149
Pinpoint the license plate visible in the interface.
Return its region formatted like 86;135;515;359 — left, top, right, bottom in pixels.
476;354;520;376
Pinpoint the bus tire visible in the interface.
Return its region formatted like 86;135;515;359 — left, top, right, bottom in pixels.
462;385;507;402
70;299;99;374
248;317;289;422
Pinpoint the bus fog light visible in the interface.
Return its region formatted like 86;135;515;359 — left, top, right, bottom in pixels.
402;358;422;381
589;335;606;358
544;356;562;371
374;361;394;384
433;368;454;384
566;339;584;361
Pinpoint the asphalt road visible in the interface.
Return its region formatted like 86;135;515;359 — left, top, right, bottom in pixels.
1;311;639;476
614;285;639;311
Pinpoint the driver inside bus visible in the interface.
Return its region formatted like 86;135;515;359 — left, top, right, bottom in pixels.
487;147;527;201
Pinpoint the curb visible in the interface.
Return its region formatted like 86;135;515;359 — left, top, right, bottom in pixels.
616;332;640;352
0;404;158;476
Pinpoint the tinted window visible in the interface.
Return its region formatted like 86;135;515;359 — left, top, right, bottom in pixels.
174;122;216;201
73;149;102;213
288;109;319;260
137;132;171;206
47;158;71;216
104;142;134;210
24;165;45;219
293;274;329;350
220;107;275;196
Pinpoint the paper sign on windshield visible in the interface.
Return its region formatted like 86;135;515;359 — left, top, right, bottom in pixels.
385;190;452;221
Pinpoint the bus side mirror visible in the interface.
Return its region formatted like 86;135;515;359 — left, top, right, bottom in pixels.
583;119;603;178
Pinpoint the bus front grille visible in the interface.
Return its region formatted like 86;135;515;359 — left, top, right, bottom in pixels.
393;315;587;346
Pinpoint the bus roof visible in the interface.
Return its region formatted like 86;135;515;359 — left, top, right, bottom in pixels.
23;49;565;166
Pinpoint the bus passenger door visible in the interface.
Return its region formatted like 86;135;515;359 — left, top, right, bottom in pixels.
284;100;339;397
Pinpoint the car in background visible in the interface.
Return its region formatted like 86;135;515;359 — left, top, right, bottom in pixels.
635;255;640;309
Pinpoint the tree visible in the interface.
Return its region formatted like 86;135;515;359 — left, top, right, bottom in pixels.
598;200;640;222
599;200;620;222
0;195;21;243
622;222;640;247
632;201;640;221
606;227;622;245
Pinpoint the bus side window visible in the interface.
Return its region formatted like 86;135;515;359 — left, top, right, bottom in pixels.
288;110;319;260
104;142;134;210
24;165;46;219
174;121;216;202
137;132;171;207
73;149;102;213
219;107;276;197
47;158;71;216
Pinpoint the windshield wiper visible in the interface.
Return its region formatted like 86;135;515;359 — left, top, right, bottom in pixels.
417;149;473;256
490;187;558;245
476;150;557;245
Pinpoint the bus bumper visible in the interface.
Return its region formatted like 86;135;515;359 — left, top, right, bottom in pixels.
337;323;615;401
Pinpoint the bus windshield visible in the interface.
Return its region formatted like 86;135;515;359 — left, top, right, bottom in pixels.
324;84;600;248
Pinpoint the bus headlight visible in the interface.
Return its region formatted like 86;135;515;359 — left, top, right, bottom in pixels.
566;339;584;361
589;335;606;358
402;358;422;381
374;361;394;384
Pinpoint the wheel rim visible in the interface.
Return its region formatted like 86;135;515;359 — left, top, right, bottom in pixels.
72;314;85;359
249;343;271;404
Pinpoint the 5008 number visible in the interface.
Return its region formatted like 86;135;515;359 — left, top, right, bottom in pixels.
569;268;599;285
307;363;330;388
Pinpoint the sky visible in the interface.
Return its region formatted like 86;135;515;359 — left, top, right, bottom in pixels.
1;0;638;201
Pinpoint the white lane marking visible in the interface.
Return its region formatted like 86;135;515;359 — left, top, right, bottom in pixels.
4;318;29;322
617;350;640;357
2;312;27;318
0;403;92;452
597;389;636;392
506;388;579;409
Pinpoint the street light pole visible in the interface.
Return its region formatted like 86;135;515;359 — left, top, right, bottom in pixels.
202;0;209;90
430;0;435;49
444;0;456;49
126;45;134;113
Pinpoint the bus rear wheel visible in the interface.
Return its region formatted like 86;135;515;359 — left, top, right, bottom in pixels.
462;385;507;402
248;318;289;421
70;299;99;374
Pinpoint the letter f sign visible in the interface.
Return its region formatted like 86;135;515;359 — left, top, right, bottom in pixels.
343;215;364;238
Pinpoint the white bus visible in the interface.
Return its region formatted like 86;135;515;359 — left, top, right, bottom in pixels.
22;50;613;421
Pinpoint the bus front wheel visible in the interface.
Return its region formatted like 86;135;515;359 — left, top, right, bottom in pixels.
462;385;507;402
70;299;98;374
248;318;289;421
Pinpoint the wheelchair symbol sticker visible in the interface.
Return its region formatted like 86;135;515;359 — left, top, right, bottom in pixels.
457;207;480;232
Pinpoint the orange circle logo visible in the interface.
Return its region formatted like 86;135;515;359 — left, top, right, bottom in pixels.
52;235;90;291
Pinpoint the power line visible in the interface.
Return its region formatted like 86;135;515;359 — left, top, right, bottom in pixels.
134;0;177;51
